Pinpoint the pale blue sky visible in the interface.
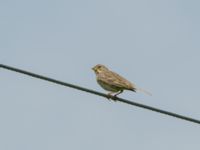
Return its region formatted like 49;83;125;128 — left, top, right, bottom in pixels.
1;0;200;150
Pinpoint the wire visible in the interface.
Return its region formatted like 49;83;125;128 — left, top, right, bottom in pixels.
0;64;200;125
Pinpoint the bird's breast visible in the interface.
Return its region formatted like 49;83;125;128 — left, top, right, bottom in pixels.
97;80;120;92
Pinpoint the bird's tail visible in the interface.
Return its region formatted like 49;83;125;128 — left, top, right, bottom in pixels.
130;87;152;96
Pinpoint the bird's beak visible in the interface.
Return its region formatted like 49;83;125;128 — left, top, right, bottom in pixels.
92;67;95;71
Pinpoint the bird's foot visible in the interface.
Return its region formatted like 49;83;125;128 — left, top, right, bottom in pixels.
107;93;117;101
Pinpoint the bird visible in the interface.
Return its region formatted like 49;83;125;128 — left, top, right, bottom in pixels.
92;64;151;100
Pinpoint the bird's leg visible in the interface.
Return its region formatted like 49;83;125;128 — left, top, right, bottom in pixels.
107;92;115;100
113;90;123;97
107;90;123;101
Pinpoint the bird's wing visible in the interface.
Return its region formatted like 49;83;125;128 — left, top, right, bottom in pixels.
98;71;134;90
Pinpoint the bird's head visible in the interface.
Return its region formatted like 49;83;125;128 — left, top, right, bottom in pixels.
92;64;109;74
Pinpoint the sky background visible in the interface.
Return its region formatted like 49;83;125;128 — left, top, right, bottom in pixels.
1;0;200;149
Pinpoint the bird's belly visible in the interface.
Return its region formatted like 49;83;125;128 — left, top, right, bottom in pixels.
97;80;120;92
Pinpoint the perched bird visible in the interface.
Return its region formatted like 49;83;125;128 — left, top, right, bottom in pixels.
92;64;151;99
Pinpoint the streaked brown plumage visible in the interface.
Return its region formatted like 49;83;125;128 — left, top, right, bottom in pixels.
92;64;151;99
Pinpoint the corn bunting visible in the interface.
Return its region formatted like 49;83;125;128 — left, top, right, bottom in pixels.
92;64;151;100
